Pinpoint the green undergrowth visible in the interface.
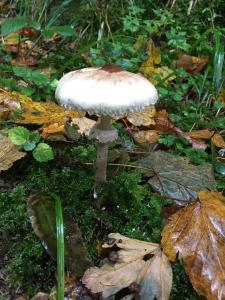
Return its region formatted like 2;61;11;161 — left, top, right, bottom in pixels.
1;143;202;299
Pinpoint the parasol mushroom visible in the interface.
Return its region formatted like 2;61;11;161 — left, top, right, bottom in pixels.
55;65;158;205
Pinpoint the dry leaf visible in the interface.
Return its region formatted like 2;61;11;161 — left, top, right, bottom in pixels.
129;129;160;144
69;117;96;136
0;132;26;172
138;250;172;300
127;105;156;127
41;123;65;138
162;190;225;300
188;129;214;139
82;233;165;299
212;133;225;148
174;54;208;74
188;130;225;148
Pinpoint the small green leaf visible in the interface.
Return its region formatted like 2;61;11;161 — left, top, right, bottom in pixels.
33;143;54;162
24;141;36;151
12;66;50;86
1;16;40;36
8;126;30;145
29;132;40;144
42;25;74;39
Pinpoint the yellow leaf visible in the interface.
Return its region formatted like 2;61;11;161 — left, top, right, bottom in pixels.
0;90;84;125
211;133;225;148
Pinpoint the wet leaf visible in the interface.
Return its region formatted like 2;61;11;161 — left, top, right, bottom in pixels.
0;131;26;172
135;151;215;205
127;105;156;127
27;193;92;276
82;233;165;299
161;190;225;300
0;90;84;124
174;54;208;74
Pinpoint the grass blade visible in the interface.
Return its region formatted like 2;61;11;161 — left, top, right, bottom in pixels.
52;194;65;300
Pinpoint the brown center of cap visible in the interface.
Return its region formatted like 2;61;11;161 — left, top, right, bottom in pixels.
100;64;123;73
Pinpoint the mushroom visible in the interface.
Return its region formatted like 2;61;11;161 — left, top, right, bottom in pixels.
55;65;158;204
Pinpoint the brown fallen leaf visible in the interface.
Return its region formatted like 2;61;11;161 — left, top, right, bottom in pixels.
161;190;225;300
174;54;208;74
83;233;172;299
129;129;160;144
154;110;207;150
0;132;26;172
127;105;156;127
188;129;225;148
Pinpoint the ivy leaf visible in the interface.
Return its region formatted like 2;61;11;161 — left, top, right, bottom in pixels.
135;151;216;205
161;190;225;300
32;143;54;162
8;126;30;145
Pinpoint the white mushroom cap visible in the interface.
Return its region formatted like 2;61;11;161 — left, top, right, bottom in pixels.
55;65;158;116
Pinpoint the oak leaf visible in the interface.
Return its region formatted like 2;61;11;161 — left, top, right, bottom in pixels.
82;233;172;299
161;190;225;300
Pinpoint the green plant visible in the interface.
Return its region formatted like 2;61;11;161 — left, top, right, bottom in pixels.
8;126;54;162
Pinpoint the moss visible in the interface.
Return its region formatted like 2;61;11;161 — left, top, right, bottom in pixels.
0;144;204;298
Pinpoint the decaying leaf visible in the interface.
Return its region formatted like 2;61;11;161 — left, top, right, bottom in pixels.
174;54;208;74
154;110;207;150
27;193;92;276
83;233;172;299
188;129;225;148
162;190;225;300
127;105;156;127
139;42;175;85
129;129;160;144
135;151;215;205
0;90;84;124
138;250;172;300
0;131;26;172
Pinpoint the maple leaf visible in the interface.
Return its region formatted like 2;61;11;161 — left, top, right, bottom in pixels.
161;190;225;300
135;151;215;205
0;131;26;172
82;233;172;299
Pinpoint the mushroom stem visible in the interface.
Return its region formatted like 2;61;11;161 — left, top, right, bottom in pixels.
94;116;112;188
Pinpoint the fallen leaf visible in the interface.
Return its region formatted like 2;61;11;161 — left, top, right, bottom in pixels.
0;131;26;172
127;105;156;127
135;151;215;205
27;193;92;276
82;233;163;299
154;110;207;150
188;129;225;148
187;129;214;139
138;250;172;300
212;133;225;148
30;292;49;300
161;190;225;300
174;54;208;74
129;129;160;144
41;123;65;138
0;90;84;124
83;260;145;298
